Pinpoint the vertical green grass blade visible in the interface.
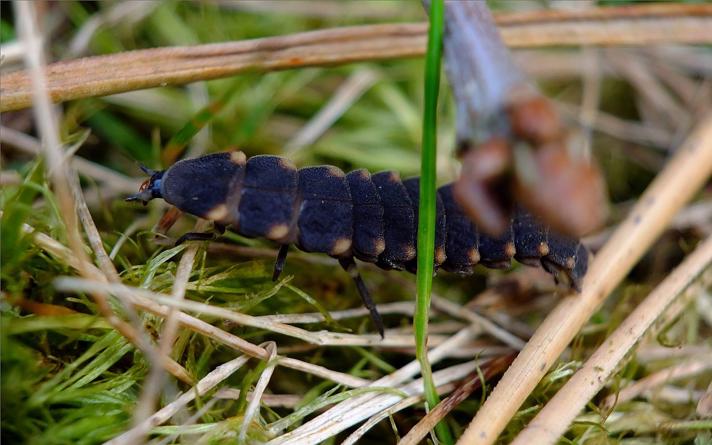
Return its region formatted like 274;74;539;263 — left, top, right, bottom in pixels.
416;0;452;443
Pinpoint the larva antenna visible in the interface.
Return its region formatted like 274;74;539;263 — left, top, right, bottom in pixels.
138;163;157;176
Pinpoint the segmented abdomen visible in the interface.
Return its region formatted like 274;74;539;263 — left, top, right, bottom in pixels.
160;151;588;289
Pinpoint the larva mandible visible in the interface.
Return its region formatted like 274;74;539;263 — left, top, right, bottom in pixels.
127;151;589;336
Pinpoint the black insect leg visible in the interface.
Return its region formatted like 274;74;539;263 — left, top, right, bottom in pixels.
338;257;385;338
272;244;289;282
174;223;226;246
175;231;216;245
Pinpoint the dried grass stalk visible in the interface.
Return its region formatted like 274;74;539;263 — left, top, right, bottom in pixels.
15;1;191;386
457;114;712;444
21;222;369;388
2;4;710;112
106;354;251;445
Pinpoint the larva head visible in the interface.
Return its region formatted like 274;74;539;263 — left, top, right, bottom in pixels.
127;151;246;223
125;164;164;205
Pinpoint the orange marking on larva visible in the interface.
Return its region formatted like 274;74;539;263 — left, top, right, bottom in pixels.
388;171;401;183
505;242;516;258
278;158;297;171
267;224;289;241
403;245;416;261
538;242;550;256
326;166;345;178
468;248;481;264
566;257;576;270
331;238;352;256
359;169;370;179
230;151;246;165
205;204;228;221
374;238;386;255
435;247;447;265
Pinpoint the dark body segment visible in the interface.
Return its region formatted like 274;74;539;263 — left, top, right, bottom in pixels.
513;209;549;266
160;152;244;221
371;171;416;270
238;155;298;241
571;244;589;290
541;231;583;289
346;169;385;262
296;166;353;256
402;177;447;273
478;227;515;269
438;184;479;274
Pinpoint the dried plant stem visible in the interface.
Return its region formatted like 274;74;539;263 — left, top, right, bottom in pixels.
23;222;368;388
400;354;516;445
56;277;450;348
601;354;712;411
270;360;482;445
0;125;139;192
431;295;525;349
106;354;251;445
283;68;378;156
239;342;278;442
132;219;209;438
457;114;712;445
512;235;712;445
267;325;479;444
2;4;710;112
257;301;415;323
15;1;190;388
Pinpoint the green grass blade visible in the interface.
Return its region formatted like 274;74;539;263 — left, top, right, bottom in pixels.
160;84;238;166
416;0;452;443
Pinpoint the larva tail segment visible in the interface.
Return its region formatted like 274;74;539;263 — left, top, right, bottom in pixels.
339;257;385;338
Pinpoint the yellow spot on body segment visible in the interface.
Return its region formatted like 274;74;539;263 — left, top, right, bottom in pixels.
205;204;229;221
278;158;297;171
403;245;416;261
326;166;345;178
267;224;289;241
468;248;481;264
230;151;247;165
435;247;447;265
358;169;370;179
505;242;516;258
374;238;386;255
388;171;401;183
566;257;576;270
538;242;550;256
331;238;352;256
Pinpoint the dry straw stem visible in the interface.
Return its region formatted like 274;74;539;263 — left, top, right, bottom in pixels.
2;4;711;112
106;353;252;445
601;354;712;411
55;277;448;348
15;1;190;386
22;222;368;388
399;354;516;445
270;360;483;444
512;235;712;445
131;219;209;439
457;115;712;445
239;342;278;443
269;326;480;444
0;125;139;193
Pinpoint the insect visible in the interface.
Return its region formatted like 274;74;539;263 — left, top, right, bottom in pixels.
127;151;589;336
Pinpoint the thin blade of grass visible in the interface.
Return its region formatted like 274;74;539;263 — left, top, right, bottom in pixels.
416;0;451;443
